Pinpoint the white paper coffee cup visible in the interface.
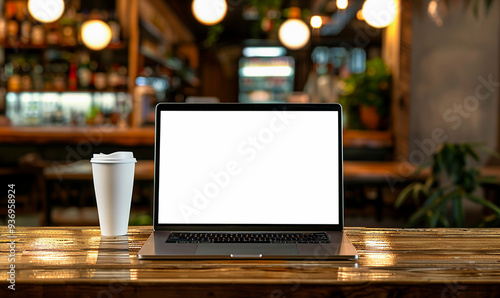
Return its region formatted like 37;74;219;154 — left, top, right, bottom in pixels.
91;152;137;236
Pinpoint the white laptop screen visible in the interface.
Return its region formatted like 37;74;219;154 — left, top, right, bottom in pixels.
157;109;340;225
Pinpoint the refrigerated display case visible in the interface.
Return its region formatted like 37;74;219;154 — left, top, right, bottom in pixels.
238;56;294;103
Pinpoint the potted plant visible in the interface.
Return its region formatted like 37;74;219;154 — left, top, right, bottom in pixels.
339;57;391;130
395;143;500;227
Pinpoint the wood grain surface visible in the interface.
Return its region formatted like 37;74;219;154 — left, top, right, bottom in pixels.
1;227;500;297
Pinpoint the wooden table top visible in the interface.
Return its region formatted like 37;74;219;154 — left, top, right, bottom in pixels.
1;227;500;296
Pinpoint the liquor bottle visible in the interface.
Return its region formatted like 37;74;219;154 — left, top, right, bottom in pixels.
68;61;78;90
0;5;7;44
77;51;92;89
6;2;19;46
7;60;21;92
108;10;121;45
75;11;86;45
31;21;44;46
46;22;61;45
107;63;120;90
93;62;107;91
31;62;44;90
20;61;32;91
19;6;31;45
60;6;77;46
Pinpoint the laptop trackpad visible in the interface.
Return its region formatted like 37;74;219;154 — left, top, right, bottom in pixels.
195;244;299;256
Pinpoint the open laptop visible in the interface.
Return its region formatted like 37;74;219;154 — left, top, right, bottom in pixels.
138;103;358;260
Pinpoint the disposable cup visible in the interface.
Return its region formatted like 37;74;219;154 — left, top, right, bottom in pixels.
91;152;137;236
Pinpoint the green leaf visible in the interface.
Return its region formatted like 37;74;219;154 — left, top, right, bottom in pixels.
474;144;500;159
423;176;434;194
466;194;500;215
407;189;458;227
414;159;432;177
452;196;465;227
438;214;450;228
473;0;480;18
485;0;495;15
430;203;447;228
463;144;480;162
395;182;421;208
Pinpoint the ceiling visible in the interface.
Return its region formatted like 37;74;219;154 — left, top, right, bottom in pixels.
163;0;382;48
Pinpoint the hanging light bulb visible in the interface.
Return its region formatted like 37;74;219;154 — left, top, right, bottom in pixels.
81;20;112;50
278;7;310;50
310;15;323;29
337;0;348;10
28;0;65;23
192;0;228;26
362;0;398;28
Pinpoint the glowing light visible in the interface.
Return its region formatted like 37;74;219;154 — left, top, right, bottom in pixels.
362;0;398;28
357;10;364;21
310;15;323;28
192;0;228;26
278;19;310;50
337;0;348;10
28;0;65;23
81;20;112;50
242;47;286;57
241;66;294;77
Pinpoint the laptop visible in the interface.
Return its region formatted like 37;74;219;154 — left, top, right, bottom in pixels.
138;103;358;260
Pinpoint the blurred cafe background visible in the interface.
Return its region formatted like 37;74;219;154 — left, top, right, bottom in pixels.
2;0;500;228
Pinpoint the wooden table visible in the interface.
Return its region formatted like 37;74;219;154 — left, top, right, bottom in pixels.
1;227;500;296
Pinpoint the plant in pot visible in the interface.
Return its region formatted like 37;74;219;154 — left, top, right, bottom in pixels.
339;57;391;130
395;143;500;227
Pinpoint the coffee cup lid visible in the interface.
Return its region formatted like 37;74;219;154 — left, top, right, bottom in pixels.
90;151;137;164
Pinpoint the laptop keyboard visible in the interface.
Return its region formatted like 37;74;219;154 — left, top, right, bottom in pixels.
166;232;331;244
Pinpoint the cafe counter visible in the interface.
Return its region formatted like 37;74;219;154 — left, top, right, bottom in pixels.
1;227;499;296
0;126;392;148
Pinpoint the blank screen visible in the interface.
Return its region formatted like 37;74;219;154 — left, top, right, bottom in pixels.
158;110;339;225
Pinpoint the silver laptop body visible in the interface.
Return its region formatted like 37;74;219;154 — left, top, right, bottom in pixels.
138;103;358;260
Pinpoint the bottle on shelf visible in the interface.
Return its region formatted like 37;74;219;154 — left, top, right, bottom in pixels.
20;60;32;91
6;2;19;46
19;6;31;45
108;10;121;45
68;59;78;91
30;13;45;46
77;51;92;89
93;62;107;91
31;62;44;90
60;6;77;47
46;22;61;45
0;4;7;44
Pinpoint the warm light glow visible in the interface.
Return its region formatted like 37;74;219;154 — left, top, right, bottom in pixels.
310;15;323;28
357;10;364;21
337;0;348;10
192;0;228;26
241;66;294;77
362;0;398;28
278;19;310;50
28;0;65;23
81;20;112;50
242;47;286;57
